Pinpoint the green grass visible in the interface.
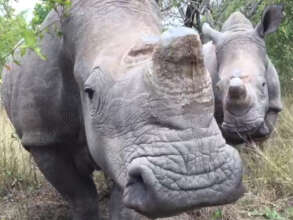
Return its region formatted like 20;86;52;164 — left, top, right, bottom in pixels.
0;97;293;219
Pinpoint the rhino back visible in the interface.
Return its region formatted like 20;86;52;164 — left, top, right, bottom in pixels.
2;12;82;148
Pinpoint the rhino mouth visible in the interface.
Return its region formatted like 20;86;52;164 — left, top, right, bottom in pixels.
122;134;244;218
221;117;265;144
222;117;264;133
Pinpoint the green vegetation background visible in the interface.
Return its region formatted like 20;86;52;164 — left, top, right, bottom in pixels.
0;1;292;219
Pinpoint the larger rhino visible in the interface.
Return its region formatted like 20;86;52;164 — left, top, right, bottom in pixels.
1;0;244;219
202;5;283;144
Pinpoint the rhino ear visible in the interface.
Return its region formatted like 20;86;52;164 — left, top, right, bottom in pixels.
265;58;282;112
256;4;284;38
202;23;223;44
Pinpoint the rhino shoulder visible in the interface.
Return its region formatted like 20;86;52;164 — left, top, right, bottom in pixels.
2;15;82;148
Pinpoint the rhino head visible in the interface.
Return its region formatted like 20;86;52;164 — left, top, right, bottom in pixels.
203;5;283;144
81;27;243;218
0;1;245;218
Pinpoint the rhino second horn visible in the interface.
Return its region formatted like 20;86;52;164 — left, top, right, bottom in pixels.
228;78;247;100
202;23;223;44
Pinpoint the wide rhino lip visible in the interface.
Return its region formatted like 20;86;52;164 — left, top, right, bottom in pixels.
221;117;266;144
222;125;269;145
122;137;244;218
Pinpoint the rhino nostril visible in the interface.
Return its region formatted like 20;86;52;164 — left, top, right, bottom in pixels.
127;171;145;187
124;165;152;212
126;164;151;191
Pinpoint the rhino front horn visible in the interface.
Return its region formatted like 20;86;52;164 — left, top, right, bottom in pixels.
153;27;206;86
150;27;212;103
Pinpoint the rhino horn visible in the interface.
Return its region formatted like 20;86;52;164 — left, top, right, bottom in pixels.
228;77;247;100
150;27;211;103
152;27;201;68
202;23;223;44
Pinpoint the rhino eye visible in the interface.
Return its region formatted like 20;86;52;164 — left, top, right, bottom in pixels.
84;87;95;100
262;82;266;87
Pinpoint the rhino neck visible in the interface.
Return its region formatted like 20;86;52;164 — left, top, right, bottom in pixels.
62;0;161;85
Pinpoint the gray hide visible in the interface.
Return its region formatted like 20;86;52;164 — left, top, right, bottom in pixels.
1;0;244;219
202;5;283;144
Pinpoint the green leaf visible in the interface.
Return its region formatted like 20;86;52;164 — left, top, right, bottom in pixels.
212;209;223;220
57;31;63;38
22;30;37;48
33;47;47;61
13;59;20;66
20;46;27;57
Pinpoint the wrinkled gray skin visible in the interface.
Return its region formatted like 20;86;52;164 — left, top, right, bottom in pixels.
202;5;283;145
1;0;244;219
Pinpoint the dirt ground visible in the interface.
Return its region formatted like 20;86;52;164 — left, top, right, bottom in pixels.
0;181;70;220
0;173;202;220
1;173;293;220
0;171;110;220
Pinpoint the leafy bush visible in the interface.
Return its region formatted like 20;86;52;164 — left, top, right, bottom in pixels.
0;0;72;76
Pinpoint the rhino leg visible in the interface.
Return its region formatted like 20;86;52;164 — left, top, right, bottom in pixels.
29;145;100;220
109;185;142;220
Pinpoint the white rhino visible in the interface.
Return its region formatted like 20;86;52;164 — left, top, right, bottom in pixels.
1;0;243;219
203;5;283;144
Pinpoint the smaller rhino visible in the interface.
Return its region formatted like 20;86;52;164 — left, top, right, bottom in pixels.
202;5;283;144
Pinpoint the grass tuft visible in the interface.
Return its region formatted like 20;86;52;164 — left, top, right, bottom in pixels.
0;107;42;197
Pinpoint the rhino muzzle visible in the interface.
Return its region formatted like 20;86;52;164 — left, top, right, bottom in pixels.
122;136;244;218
